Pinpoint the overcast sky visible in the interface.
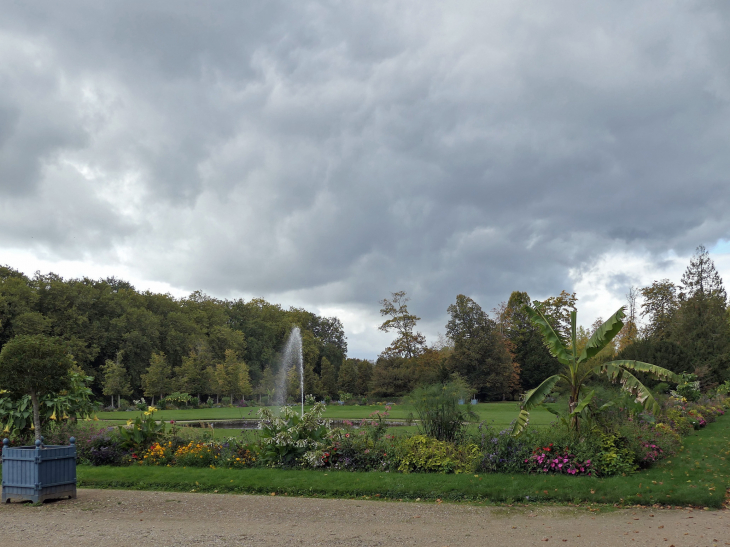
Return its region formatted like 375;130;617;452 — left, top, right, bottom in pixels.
2;1;730;359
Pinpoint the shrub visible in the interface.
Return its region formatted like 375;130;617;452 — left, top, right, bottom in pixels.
595;432;637;476
408;379;476;443
258;402;330;467
475;422;536;474
397;435;479;474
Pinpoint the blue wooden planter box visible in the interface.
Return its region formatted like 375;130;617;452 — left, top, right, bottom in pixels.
2;437;77;503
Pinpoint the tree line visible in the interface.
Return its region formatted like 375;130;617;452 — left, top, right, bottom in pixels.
370;245;730;400
1;244;727;405
0;267;350;406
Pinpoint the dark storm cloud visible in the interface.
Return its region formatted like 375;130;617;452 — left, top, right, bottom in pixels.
1;1;730;354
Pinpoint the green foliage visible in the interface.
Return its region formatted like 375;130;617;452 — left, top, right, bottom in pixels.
409;379;477;442
445;295;515;400
258;402;330;467
117;407;166;450
675;372;701;402
512;303;680;436
0;334;75;440
378;291;426;359
595;432;638;476
397;435;480;474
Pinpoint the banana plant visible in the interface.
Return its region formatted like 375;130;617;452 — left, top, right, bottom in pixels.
511;303;681;436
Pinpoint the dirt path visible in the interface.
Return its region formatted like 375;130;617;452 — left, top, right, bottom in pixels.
1;489;729;546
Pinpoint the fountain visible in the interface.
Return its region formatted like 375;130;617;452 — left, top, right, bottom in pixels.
275;326;304;417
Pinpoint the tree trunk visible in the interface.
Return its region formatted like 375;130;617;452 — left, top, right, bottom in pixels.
30;390;41;442
118;394;121;409
110;395;114;409
151;395;155;406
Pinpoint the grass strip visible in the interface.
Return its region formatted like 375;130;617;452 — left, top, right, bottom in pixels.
95;402;559;428
75;417;730;508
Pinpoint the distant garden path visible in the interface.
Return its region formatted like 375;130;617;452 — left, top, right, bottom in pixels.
1;488;728;546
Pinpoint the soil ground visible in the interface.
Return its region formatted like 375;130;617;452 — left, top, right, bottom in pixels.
1;488;729;546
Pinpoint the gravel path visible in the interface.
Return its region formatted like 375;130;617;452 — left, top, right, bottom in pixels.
1;489;729;546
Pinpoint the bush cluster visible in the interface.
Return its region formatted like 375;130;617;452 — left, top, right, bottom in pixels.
7;390;725;479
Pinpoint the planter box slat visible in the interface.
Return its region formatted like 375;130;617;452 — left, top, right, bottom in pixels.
2;438;77;503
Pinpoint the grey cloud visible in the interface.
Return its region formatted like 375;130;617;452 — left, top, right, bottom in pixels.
1;1;730;355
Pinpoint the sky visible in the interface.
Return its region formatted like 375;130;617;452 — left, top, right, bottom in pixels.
1;1;730;359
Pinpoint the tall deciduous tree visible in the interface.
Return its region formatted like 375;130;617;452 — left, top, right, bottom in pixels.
319;356;337;399
141;351;172;404
0;334;73;440
101;351;132;409
504;291;561;391
640;280;678;340
337;358;359;395
378;291;426;358
445;295;514;400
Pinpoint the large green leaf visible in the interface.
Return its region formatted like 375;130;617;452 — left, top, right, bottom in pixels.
602;359;681;384
578;307;625;363
523;304;572;367
570;389;594;416
511;374;561;436
598;363;661;414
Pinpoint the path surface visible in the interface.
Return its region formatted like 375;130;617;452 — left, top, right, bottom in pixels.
1;489;729;546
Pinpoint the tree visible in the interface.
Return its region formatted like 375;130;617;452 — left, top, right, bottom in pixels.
640;280;678;340
615;287;640;351
378;291;426;358
175;344;211;402
337;358;359;395
356;360;374;396
445;295;514;400
512;303;680;436
255;365;276;404
670;246;730;387
319;356;337;399
141;351;172;404
539;290;578;341
504;291;562;391
679;245;727;301
0;334;73;441
101;351;132;409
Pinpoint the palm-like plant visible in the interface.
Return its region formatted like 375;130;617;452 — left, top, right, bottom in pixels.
511;303;681;436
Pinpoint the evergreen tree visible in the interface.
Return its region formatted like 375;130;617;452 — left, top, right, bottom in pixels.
101;351;132;408
670;246;730;387
141;351;172;405
679;245;727;301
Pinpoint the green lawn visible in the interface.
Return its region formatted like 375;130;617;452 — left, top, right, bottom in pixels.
74;415;730;508
96;401;559;429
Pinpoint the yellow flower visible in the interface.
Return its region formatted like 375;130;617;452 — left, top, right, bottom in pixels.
147;406;157;413
127;419;134;426
50;412;57;421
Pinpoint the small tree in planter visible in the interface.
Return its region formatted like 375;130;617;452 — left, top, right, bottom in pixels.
0;334;73;442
